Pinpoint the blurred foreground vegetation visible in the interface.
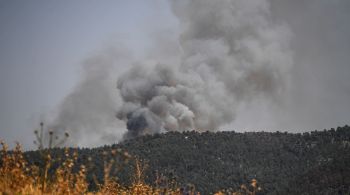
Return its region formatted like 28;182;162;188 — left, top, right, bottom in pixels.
1;125;350;194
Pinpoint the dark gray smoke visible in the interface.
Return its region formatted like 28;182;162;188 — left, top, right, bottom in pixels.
117;0;292;139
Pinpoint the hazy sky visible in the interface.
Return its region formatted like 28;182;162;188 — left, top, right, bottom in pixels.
1;0;350;149
0;0;178;148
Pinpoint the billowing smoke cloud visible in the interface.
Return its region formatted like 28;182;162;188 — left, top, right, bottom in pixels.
117;0;292;139
50;0;293;144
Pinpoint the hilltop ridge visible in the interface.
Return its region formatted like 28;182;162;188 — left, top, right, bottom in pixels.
25;126;350;194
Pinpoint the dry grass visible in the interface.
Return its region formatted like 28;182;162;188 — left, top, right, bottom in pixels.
0;139;260;195
0;140;184;195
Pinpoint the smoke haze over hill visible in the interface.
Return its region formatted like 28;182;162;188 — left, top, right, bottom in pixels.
1;0;349;148
49;0;293;143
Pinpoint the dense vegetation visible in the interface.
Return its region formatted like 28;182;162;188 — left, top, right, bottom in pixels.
114;126;350;194
12;126;350;194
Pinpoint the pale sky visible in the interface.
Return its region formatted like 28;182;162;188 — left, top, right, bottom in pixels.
1;0;350;149
0;0;178;148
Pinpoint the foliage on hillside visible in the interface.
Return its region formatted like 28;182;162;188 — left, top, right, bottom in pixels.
113;126;350;194
2;125;350;194
1;138;257;194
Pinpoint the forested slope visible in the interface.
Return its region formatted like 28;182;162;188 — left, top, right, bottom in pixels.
25;126;350;194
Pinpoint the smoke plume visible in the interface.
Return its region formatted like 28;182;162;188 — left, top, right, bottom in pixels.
117;0;292;138
50;0;293;144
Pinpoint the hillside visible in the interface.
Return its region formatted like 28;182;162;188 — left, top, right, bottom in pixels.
24;126;350;194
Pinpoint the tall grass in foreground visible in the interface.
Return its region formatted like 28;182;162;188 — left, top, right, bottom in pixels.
1;122;261;195
0;141;261;195
0;140;179;195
